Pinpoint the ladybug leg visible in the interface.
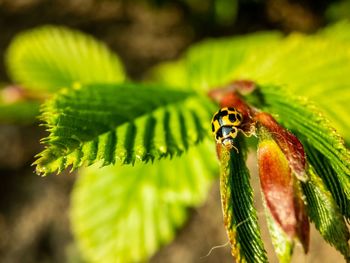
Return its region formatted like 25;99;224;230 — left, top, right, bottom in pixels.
238;120;256;137
224;140;239;153
232;145;239;153
239;127;255;137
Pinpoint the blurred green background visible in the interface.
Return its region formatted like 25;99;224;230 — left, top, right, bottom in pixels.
0;0;349;262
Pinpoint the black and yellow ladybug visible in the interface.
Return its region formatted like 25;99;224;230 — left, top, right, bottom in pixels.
211;107;243;149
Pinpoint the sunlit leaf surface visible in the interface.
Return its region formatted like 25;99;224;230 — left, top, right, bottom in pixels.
71;141;217;263
6;26;125;91
35;82;215;175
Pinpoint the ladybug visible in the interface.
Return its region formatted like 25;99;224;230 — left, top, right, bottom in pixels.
211;107;243;150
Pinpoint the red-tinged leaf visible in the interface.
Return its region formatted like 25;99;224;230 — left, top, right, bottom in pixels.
208;80;256;101
208;82;255;118
258;136;309;251
255;112;307;181
258;139;296;236
219;92;253;119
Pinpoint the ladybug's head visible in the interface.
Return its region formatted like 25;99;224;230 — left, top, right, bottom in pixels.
216;125;238;145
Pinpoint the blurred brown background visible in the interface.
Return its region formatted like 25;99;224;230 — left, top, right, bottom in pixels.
0;0;347;262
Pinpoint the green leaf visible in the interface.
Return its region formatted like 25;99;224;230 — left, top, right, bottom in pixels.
35;82;215;175
220;137;268;263
6;25;125;92
303;141;350;219
187;32;283;91
231;34;350;93
70;140;217;263
302;166;350;260
246;85;350;212
147;59;189;89
149;32;282;90
0;101;40;124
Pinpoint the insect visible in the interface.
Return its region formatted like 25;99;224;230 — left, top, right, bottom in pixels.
211;107;243;151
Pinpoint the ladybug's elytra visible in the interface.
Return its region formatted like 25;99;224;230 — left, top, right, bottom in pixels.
211;107;243;149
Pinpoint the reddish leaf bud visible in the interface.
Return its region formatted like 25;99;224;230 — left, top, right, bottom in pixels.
258;136;309;252
255;112;307;181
